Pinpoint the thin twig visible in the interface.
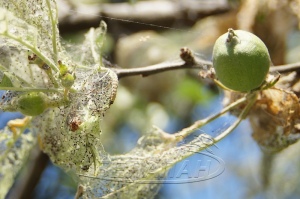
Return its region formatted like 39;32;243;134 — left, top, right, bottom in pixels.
112;47;212;79
113;47;300;80
46;0;58;64
174;93;249;141
214;92;257;142
260;152;275;189
270;62;300;73
74;185;85;199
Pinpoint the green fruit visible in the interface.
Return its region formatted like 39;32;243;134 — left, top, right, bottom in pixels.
212;29;270;92
17;92;48;116
61;73;75;88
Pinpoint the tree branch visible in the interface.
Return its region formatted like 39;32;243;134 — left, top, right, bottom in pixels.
58;0;229;34
6;145;49;199
270;62;300;73
112;47;300;80
112;47;213;79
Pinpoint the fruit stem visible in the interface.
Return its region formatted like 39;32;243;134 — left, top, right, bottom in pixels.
227;28;238;42
47;98;70;108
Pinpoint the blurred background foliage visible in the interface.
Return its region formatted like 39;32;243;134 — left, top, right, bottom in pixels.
4;0;300;198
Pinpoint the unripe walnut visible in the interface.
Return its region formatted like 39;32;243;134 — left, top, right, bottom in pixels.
213;29;270;92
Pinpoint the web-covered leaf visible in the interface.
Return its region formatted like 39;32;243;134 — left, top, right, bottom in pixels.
0;0;119;197
65;21;107;67
0;0;63;114
0;1;61;197
78;127;216;199
0;125;36;199
34;67;118;172
0;0;60;70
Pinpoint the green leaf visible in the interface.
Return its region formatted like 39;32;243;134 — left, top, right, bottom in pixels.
0;73;13;87
176;77;214;104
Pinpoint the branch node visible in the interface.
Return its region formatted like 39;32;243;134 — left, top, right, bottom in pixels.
180;47;195;64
